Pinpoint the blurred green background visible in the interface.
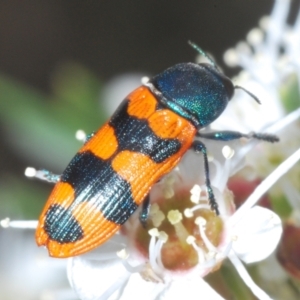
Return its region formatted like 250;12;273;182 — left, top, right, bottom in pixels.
0;1;299;299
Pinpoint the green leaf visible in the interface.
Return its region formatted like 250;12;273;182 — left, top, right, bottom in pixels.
0;63;106;170
280;74;300;113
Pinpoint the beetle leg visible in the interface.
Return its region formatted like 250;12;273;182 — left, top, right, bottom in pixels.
197;131;279;143
192;141;220;215
139;194;150;228
84;131;95;143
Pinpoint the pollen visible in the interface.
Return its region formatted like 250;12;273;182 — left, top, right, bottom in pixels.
167;210;182;225
149;204;165;228
223;48;239;67
158;231;168;243
190;184;202;204
131;182;224;272
24;167;36;177
186;235;196;245
246;28;264;46
207;153;214;162
0;218;10;228
163;187;174;199
162;175;176;199
75;129;86;142
148;228;160;237
222;145;235;159
167;210;190;244
141;76;149;85
195;216;207;226
184;208;194;218
116;248;129;259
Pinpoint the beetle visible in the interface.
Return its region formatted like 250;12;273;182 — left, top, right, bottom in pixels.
35;42;278;258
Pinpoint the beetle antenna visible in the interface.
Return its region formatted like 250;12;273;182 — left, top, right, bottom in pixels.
234;85;261;104
188;41;219;71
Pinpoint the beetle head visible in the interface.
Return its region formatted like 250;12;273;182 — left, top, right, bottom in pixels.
149;62;234;129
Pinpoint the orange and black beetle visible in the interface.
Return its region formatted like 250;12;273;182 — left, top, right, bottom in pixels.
35;43;278;257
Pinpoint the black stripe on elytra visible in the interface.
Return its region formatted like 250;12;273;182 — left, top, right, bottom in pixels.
109;100;181;163
155;100;166;111
62;151;138;223
46;151;139;244
44;204;84;243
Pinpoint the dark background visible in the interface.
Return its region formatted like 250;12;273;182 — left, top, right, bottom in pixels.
2;0;299;185
0;1;275;92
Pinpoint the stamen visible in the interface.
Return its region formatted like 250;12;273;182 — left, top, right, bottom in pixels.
207;153;214;162
229;252;273;300
122;259;143;274
155;232;168;270
148;229;168;273
184;208;194;218
162;174;176;199
167;210;189;243
117;249;145;274
186;235;206;263
1;218;10;228
1;218;37;229
167;210;182;225
190;194;200;204
229;147;300;227
141;76;150;85
195;217;217;253
116;248;129;260
148;228;159;238
186;234;222;271
148;228;160;271
149;204;165;227
222;145;235;160
24;167;36;177
221;239;234;259
223;48;239;67
236;41;251;55
75;129;87;142
189;203;211;213
163;174;176;185
25;167;60;183
246;28;264;46
190;184;202;194
139;262;164;283
163;187;174;199
186;235;196;245
190;184;202;204
158;231;168;243
259;16;270;31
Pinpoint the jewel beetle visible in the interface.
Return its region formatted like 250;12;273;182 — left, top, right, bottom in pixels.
35;42;279;258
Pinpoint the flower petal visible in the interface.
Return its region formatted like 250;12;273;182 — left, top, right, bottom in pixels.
232;206;282;263
117;273;166;300
67;256;130;300
160;277;225;300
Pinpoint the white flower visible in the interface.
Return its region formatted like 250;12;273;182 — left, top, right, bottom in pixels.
4;139;299;299
5;121;297;300
218;0;295;133
220;0;300;213
53;1;300;298
0;218;76;300
3;1;300;299
65;128;300;300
